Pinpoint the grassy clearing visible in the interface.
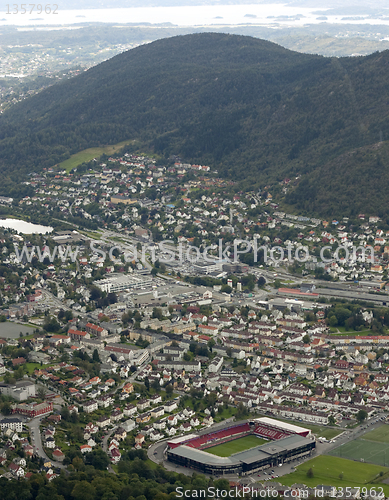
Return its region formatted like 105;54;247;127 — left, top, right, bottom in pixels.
281;455;389;493
206;435;267;457
58;140;132;173
146;459;160;470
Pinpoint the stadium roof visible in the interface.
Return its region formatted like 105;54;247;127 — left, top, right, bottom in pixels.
170;445;236;465
168;434;198;445
169;434;312;467
256;417;310;435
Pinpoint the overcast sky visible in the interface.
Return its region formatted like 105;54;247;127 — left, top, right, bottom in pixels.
1;0;385;10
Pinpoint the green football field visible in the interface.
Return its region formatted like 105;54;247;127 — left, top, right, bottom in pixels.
205;435;267;457
281;455;389;494
363;424;389;444
328;438;389;467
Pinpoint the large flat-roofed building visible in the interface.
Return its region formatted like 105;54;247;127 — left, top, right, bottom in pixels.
0;381;36;401
167;434;315;476
94;273;153;293
192;259;223;275
110;194;138;206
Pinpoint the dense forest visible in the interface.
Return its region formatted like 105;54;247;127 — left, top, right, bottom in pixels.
1;33;389;215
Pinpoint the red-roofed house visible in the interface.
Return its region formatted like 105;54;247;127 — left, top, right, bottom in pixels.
68;329;90;341
80;444;92;454
52;448;65;461
85;322;108;338
12;357;26;367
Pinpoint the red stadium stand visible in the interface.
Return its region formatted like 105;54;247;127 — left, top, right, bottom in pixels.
168;421;294;451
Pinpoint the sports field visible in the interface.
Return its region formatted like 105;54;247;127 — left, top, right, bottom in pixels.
329;439;389;467
363;424;389;444
205;435;267;457
281;455;389;494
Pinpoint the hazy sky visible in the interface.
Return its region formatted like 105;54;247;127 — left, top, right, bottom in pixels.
1;0;386;10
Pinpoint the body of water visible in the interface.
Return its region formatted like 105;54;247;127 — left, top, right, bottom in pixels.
0;218;53;234
1;4;388;28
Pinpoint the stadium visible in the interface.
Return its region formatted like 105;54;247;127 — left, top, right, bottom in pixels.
166;417;316;476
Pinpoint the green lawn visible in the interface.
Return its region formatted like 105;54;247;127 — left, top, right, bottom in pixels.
318;428;344;440
206;435;267;457
58;140;132;173
329;327;373;335
214;407;236;423
24;362;53;374
363;424;389;444
281;456;389;494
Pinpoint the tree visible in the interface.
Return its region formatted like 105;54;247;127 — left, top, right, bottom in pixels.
144;377;150;391
72;456;84;472
92;349;101;363
305;311;316;323
306;468;314;478
208;338;216;351
152;307;163;320
36;386;47;400
89;286;102;301
151;379;160;392
183;352;192;362
71;480;96;500
328;415;336;426
356;409;368;424
61;406;71;422
2;401;12;415
339;472;344;480
165;384;173;397
84;449;109;470
257;276;266;287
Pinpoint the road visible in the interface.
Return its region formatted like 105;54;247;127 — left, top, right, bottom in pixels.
28;416;65;469
323;412;387;456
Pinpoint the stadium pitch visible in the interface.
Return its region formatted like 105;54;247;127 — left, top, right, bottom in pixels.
205;435;267;457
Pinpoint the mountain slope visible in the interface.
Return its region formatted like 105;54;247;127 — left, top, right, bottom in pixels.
1;33;389;216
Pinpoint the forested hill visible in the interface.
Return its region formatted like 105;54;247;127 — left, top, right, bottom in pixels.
1;32;389;216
